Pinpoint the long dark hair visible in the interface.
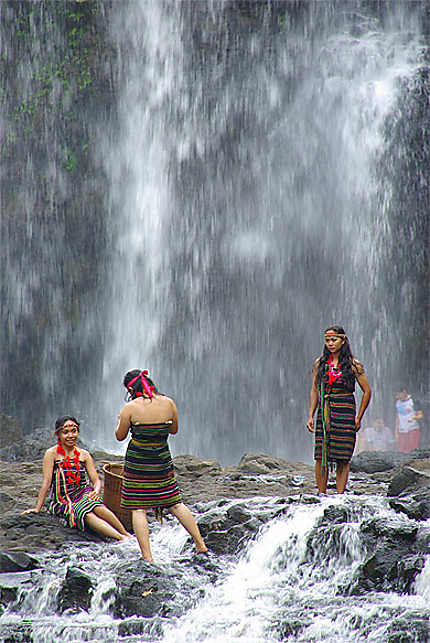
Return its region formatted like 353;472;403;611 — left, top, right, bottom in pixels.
316;325;356;392
123;369;160;401
54;415;80;436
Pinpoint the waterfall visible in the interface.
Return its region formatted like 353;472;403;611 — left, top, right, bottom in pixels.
0;1;428;461
100;1;428;461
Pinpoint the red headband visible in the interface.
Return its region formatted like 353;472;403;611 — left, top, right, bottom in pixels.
127;370;154;398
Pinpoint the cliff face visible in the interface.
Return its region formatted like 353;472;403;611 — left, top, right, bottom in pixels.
0;0;115;424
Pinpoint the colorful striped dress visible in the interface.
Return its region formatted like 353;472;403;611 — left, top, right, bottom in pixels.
314;379;357;464
48;461;104;531
120;421;181;512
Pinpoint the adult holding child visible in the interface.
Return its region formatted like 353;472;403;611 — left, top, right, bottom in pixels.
116;369;208;561
306;325;372;494
23;416;131;541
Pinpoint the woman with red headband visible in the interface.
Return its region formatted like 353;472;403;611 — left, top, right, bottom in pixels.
116;369;208;561
306;325;372;494
23;416;131;541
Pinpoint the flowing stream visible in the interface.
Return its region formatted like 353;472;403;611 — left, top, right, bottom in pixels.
0;495;429;642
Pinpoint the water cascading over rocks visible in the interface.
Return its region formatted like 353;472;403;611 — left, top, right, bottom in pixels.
0;1;428;463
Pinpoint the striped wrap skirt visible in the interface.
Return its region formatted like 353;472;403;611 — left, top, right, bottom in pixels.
314;382;357;464
120;422;181;512
48;462;104;531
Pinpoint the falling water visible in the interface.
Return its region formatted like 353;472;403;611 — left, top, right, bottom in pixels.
100;1;429;461
0;1;428;461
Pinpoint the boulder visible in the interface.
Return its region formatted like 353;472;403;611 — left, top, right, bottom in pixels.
113;560;190;619
347;516;424;594
237;453;292;475
388;487;430;521
0;551;40;573
0;571;33;610
173;454;222;477
58;566;94;613
350;451;409;473
387;459;430;496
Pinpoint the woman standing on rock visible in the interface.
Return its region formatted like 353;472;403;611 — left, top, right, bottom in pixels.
306;326;371;494
116;369;208;561
23;416;131;541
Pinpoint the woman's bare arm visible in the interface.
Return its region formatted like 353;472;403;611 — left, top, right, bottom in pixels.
169;399;179;434
355;372;372;430
22;449;55;513
116;406;132;441
306;359;320;433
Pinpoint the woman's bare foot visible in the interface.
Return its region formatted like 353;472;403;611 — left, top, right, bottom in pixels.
142;555;154;563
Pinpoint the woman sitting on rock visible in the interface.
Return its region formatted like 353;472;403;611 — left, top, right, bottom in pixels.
116;369;208;561
23;416;131;542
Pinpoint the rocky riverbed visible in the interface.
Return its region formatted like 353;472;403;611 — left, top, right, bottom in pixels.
0;428;429;642
0;427;429;556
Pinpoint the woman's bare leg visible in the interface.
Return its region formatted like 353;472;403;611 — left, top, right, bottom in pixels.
93;505;132;537
314;460;329;493
85;511;129;541
169;503;208;553
132;509;153;561
336;462;350;494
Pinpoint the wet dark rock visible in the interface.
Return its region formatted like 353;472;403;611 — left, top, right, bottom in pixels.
0;621;32;642
389;487;430;521
388;459;430;496
117;617;164;640
384;613;430;642
0;551;40;573
58;566;94;614
113;560;194;619
347;516;423;594
0;571;33;611
350;451;409;473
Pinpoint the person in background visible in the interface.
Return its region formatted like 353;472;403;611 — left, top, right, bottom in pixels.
23;416;131;541
116;369;208;562
306;325;372;494
360;418;395;452
394;388;423;453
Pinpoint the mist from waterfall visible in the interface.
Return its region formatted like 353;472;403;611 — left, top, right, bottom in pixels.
99;1;428;462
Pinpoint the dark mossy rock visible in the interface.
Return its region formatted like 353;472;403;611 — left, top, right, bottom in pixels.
58;566;94;614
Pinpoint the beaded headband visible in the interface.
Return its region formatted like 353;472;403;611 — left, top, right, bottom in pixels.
324;333;346;340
